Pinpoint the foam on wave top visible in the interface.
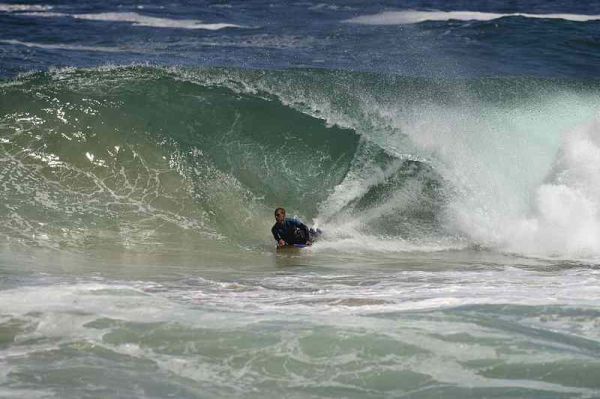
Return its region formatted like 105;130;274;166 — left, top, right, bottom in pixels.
73;12;242;30
0;5;243;31
0;3;53;12
344;10;600;25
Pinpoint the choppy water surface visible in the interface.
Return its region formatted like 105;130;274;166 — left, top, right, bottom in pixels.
2;248;600;398
1;0;600;397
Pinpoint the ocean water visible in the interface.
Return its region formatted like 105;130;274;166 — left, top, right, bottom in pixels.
1;1;600;398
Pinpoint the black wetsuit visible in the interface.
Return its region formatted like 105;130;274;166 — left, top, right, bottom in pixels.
271;218;311;245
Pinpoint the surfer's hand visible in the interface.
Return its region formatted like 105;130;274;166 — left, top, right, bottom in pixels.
278;239;286;247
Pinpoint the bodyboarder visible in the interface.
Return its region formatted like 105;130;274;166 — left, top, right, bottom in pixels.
271;207;318;247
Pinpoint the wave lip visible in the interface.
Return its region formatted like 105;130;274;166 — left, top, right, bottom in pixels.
344;10;600;25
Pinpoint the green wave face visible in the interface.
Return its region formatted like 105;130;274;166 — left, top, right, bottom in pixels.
1;67;599;255
0;67;361;251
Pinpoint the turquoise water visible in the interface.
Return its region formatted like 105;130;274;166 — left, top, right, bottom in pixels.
1;66;600;397
2;247;600;398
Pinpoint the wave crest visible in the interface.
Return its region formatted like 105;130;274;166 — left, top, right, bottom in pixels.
1;66;599;258
344;10;600;25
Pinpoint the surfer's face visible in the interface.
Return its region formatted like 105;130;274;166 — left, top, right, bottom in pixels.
275;210;285;224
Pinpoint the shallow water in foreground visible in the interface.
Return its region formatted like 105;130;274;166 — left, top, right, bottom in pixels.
1;247;599;398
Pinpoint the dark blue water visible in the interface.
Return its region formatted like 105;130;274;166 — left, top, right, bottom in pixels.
1;0;600;78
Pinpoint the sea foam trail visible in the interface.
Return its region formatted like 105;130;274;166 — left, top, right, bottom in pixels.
344;10;600;25
0;8;243;30
72;12;243;30
0;3;52;12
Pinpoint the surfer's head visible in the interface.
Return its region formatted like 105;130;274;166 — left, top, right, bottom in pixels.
274;207;286;224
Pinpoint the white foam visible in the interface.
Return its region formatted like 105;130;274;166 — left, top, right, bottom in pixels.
504;118;600;256
72;12;242;30
1;7;243;30
0;282;250;332
344;10;600;25
402;97;600;258
16;11;66;18
314;235;465;253
308;3;356;11
0;3;52;12
1;273;598;397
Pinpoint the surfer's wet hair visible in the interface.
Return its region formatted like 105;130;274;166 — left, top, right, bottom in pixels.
274;207;285;216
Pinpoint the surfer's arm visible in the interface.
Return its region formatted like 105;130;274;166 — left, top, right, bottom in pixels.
272;225;286;246
271;226;281;241
293;219;312;245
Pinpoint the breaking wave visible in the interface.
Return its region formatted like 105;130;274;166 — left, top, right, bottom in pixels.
0;5;243;30
1;66;599;258
344;10;600;25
